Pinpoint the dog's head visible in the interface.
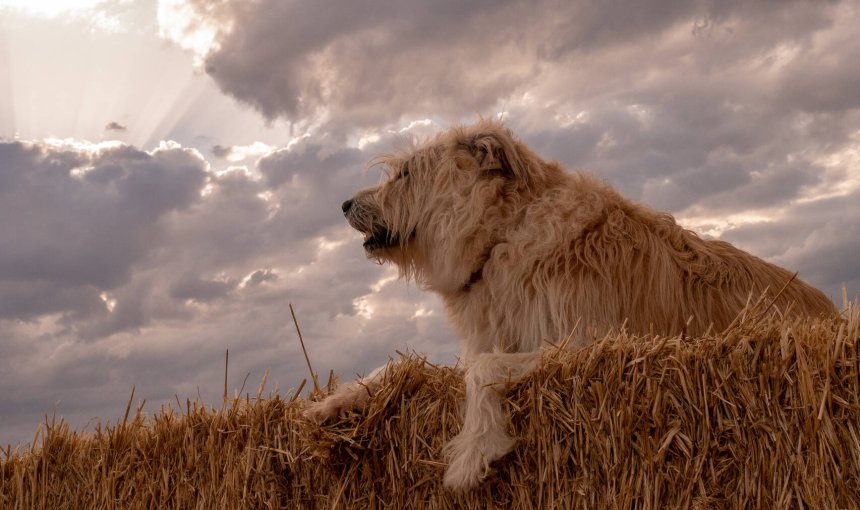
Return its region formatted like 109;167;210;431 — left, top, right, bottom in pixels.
343;120;559;293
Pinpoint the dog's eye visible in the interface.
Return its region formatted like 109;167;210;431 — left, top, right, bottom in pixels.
396;164;410;179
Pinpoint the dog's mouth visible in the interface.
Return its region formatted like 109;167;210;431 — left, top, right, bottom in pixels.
362;229;400;252
343;198;412;253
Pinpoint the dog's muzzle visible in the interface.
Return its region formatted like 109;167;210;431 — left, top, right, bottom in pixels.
342;196;399;252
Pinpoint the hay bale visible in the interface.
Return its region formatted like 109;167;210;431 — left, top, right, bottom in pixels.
2;306;859;509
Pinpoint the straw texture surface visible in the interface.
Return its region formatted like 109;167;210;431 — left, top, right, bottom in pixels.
2;305;859;509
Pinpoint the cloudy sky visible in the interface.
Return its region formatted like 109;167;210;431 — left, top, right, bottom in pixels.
1;0;858;447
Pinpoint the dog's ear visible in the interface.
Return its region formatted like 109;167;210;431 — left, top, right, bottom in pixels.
453;124;531;184
469;132;516;178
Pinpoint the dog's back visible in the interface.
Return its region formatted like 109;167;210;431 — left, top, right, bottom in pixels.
477;171;837;350
562;173;837;336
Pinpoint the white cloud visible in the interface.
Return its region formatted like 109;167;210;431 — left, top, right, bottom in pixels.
1;0;106;17
40;137;126;153
0;0;133;32
210;141;276;163
157;0;232;64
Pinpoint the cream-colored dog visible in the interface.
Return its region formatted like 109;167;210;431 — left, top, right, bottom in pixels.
305;120;836;490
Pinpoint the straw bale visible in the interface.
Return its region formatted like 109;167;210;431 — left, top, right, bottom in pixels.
2;306;859;509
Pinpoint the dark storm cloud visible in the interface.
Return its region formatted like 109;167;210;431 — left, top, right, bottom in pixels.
0;141;207;322
721;191;860;302
210;144;232;159
258;142;364;189
195;0;738;126
180;0;846;129
168;275;237;302
105;121;127;132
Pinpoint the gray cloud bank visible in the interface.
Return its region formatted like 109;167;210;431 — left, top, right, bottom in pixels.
187;0;860;129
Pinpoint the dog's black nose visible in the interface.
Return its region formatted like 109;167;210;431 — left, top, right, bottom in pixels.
341;199;353;214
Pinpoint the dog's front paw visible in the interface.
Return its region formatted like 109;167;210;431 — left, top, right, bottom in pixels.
304;382;372;423
303;397;344;423
443;446;486;490
442;431;515;490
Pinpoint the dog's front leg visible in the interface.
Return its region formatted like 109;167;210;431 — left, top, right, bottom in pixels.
443;351;540;490
304;363;389;423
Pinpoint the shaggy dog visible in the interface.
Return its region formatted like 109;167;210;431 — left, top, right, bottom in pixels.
305;120;836;490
